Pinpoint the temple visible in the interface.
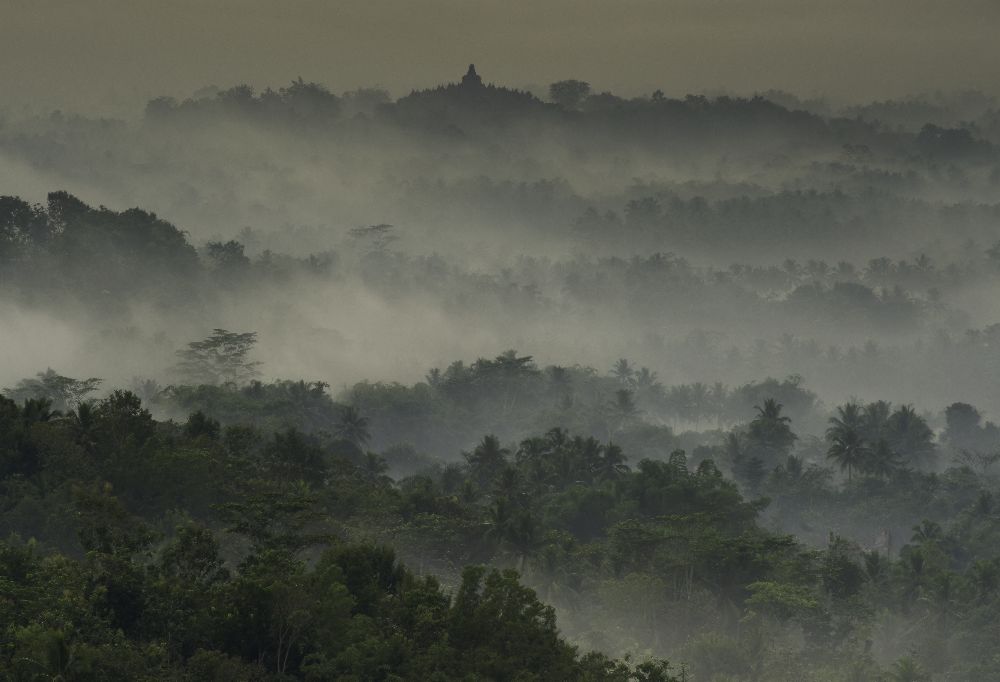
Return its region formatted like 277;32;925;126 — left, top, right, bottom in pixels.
461;64;483;88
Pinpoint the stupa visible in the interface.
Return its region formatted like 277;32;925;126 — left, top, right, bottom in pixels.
461;64;483;89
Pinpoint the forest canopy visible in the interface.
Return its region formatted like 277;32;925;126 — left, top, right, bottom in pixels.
3;65;1000;680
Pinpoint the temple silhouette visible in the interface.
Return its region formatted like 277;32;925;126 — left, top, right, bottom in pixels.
393;64;545;126
461;64;483;89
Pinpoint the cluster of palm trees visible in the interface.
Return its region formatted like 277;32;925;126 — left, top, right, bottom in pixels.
464;428;631;497
611;358;819;429
825;401;934;480
458;429;632;569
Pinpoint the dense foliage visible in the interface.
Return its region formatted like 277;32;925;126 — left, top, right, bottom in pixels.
4;348;1000;679
5;68;1000;680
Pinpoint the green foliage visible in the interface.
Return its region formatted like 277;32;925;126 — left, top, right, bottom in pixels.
3;368;101;412
174;328;262;386
2;369;1000;679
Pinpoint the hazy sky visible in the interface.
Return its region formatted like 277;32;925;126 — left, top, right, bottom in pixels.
2;0;998;115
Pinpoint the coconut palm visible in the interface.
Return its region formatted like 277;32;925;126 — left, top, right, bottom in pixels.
746;398;796;463
886;404;935;467
593;442;630;481
465;434;510;489
866;439;902;479
827;428;870;481
861;400;892;442
611;358;636;387
335;405;371;447
826;402;864;442
607;389;639;439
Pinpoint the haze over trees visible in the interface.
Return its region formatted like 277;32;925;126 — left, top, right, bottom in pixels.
3;65;1000;679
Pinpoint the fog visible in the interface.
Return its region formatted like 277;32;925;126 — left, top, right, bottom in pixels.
4;12;1000;681
3;72;1000;417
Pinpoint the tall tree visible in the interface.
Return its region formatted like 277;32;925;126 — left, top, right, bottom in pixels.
4;368;101;412
334;405;371;448
175;329;262;385
827;429;870;481
466;434;510;489
745;398;797;467
548;80;591;109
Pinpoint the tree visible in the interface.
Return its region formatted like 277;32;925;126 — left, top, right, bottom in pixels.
826;402;864;443
549;80;591;109
205;239;250;271
745;398;796;466
943;402;999;453
886;404;935;468
866;439;902;479
466;434;510;489
608;389;640;438
860;400;891;442
594;442;630;481
216;479;328;555
94;390;156;456
448;566;580;680
175;329;261;385
348;223;397;253
954;448;1000;475
4;368;101;412
334;405;371;448
611;358;636;387
826;429;870;481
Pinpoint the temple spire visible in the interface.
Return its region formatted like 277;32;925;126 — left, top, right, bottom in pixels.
461;64;483;88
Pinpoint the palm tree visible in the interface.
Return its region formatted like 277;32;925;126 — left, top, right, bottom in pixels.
747;398;796;461
607;389;639;439
827;429;870;481
335;405;371;447
492;466;522;500
826;402;864;442
861;400;892;442
611;358;637;386
593;442;630;481
634;366;658;389
886;404;935;467
866;439;902;479
21;397;57;423
515;436;554;491
689;382;710;427
71;401;99;454
911;519;942;545
465;434;510;489
754;398;790;427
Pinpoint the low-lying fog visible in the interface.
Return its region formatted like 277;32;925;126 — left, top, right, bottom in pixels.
2;71;1000;428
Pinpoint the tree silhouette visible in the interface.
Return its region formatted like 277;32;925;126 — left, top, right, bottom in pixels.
826;429;870;481
335;405;371;448
466;434;510;489
175;329;261;385
548;80;591;110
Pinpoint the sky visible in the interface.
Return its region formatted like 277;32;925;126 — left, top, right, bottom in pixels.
2;0;998;115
